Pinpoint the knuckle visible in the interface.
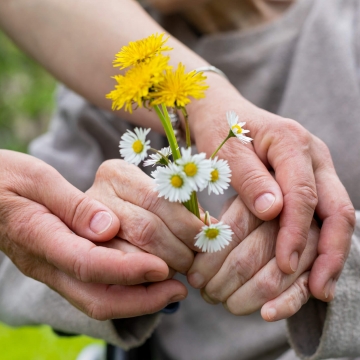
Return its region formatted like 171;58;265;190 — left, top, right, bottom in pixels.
287;276;310;314
131;218;157;248
286;291;302;315
232;254;255;286
255;270;283;300
287;183;318;211
312;136;333;166
72;252;92;283
96;159;120;179
137;186;163;213
313;137;331;157
339;203;356;230
225;214;249;244
283;225;310;249
86;299;109;321
239;168;270;200
70;195;96;230
285;120;311;146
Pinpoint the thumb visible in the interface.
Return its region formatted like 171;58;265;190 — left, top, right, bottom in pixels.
15;154;120;241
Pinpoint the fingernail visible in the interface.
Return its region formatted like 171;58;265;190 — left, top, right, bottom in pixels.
201;290;217;305
330;280;337;299
188;272;205;288
267;308;277;321
254;193;276;213
145;270;166;282
90;211;113;234
324;279;333;299
289;251;299;273
168;294;185;304
324;279;337;300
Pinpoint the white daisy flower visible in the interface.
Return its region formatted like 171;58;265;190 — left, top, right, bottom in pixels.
208;157;232;195
195;219;233;253
119;127;151;165
152;162;193;202
176;147;212;191
143;147;172;167
226;110;253;144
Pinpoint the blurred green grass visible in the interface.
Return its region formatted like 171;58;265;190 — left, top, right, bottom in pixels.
0;322;104;360
0;31;56;152
0;31;104;359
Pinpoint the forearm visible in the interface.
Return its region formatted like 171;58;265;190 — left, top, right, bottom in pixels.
0;0;209;131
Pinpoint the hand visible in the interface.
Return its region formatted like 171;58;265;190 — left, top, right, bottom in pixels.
0;150;186;320
188;196;319;320
189;74;355;301
86;159;205;274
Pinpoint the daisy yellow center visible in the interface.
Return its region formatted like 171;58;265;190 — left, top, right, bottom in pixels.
184;163;198;177
132;140;144;153
205;228;219;239
232;124;243;134
171;175;183;188
211;169;219;182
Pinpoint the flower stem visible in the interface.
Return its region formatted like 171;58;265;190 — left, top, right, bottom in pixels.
204;211;211;226
154;104;200;216
153;105;181;160
192;191;200;218
149;148;169;165
210;131;233;159
180;107;191;149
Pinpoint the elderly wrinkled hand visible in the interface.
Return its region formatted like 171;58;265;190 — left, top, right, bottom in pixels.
0;150;190;320
86;159;205;274
188;195;320;321
188;74;355;302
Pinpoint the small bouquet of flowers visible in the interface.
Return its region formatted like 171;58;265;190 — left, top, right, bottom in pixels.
106;33;252;253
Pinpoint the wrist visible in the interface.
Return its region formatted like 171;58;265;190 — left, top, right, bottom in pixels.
186;73;249;146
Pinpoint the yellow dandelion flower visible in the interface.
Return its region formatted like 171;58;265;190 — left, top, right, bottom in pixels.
144;54;171;84
106;55;171;113
151;63;209;108
113;33;173;69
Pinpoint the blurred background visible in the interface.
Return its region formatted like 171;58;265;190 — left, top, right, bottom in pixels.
0;31;54;151
0;31;103;360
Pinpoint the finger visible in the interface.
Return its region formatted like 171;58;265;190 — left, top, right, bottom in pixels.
261;272;311;322
8;152;120;241
92;160;205;251
99;238;146;253
195;123;283;222
35;262;187;320
202;220;278;304
308;141;355;301
101;238;176;279
224;223;318;315
9;199;169;285
93;191;194;273
261;121;318;275
187;196;262;288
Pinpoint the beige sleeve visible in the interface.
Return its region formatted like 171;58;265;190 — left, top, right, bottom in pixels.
286;211;360;359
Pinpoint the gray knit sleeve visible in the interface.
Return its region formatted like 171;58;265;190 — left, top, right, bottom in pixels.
287;211;360;359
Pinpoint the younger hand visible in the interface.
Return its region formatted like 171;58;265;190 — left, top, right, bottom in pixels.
0;150;186;320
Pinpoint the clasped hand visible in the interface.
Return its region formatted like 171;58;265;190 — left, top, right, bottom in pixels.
0;149;352;322
87;160;319;322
